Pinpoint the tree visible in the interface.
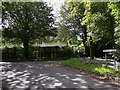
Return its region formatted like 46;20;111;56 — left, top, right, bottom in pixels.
108;2;120;60
57;23;73;42
58;1;89;55
60;1;85;35
59;1;116;57
2;2;54;59
81;2;115;57
108;2;120;48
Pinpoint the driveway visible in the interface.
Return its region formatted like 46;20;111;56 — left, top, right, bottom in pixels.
0;61;119;90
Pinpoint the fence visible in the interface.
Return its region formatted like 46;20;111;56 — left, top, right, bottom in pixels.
2;46;76;61
103;49;120;70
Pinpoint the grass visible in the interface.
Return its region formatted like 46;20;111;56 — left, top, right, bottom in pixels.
62;58;120;77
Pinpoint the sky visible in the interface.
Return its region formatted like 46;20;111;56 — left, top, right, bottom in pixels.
43;0;65;13
43;0;66;23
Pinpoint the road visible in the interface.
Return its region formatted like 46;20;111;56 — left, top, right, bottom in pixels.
1;61;119;90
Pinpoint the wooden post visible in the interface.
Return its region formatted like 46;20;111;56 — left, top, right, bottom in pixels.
114;52;117;70
105;53;108;67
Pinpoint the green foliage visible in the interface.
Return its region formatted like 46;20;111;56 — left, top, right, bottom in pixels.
58;1;88;55
59;1;118;57
114;26;120;48
78;43;85;53
82;2;114;44
108;2;120;59
108;2;120;24
57;24;73;42
108;2;120;48
59;1;85;35
2;2;54;42
69;37;78;45
2;2;54;59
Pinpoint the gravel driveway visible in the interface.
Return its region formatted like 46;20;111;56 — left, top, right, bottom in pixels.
0;61;119;90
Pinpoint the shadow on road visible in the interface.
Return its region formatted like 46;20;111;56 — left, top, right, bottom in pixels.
1;62;119;90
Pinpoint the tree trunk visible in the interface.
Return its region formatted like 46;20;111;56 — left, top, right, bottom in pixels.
82;25;89;56
110;16;115;48
23;39;29;59
90;36;94;59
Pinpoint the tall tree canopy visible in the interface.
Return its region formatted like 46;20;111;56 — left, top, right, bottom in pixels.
58;1;91;56
58;1;119;57
2;2;54;59
108;2;120;48
81;2;115;56
58;1;88;54
59;1;85;36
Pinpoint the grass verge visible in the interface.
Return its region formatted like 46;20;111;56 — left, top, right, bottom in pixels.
62;58;120;78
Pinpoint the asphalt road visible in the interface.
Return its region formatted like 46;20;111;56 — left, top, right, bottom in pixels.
0;61;119;90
